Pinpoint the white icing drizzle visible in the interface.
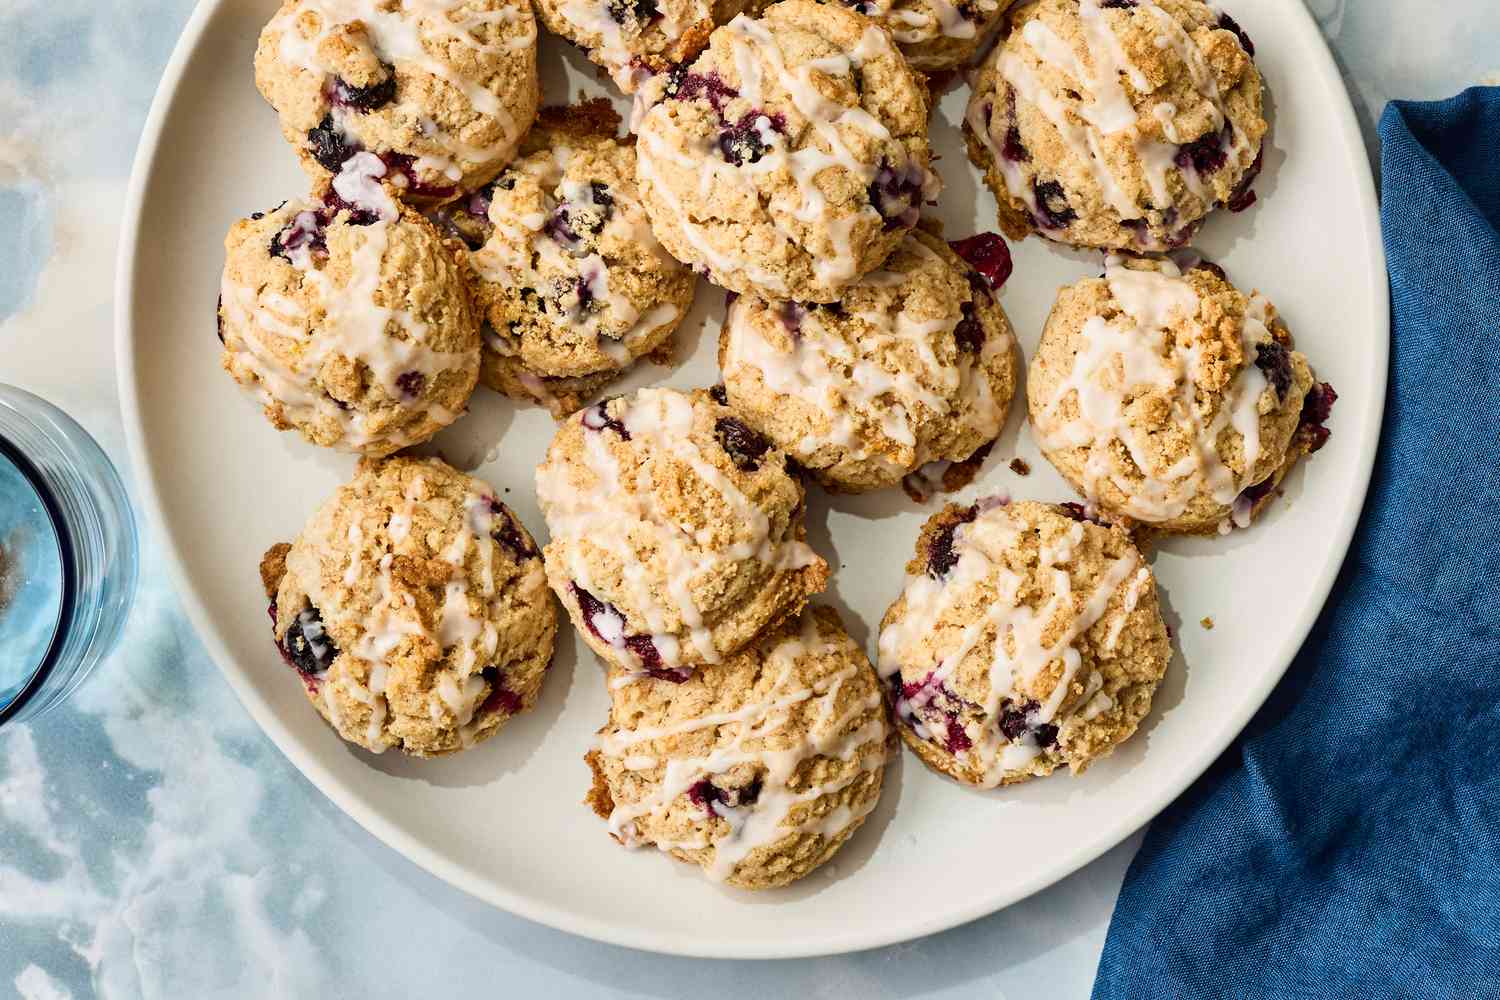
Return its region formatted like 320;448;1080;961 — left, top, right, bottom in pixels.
599;615;887;881
472;145;682;364
719;237;1008;472
535;388;820;671
635;14;937;295
267;0;535;181
1030;259;1270;523
220;199;473;452
966;0;1255;246
877;505;1141;786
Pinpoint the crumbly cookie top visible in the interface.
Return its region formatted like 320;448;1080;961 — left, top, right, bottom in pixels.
719;228;1015;488
271;456;553;755
842;0;1011;70
966;0;1264;249
588;607;889;885
469;118;691;376
536;387;826;673
1028;256;1306;526
878;500;1164;786
219;173;478;455
256;0;538;194
537;0;737;92
635;0;937;300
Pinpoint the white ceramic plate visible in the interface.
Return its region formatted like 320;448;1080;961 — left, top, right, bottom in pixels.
117;0;1386;958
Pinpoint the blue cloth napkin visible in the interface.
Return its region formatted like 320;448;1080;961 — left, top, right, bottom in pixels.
1093;88;1500;999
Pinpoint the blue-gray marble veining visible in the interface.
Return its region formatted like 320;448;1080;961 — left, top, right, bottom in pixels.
0;1;1491;996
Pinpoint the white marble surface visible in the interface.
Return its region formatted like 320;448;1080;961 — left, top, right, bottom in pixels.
0;2;1492;996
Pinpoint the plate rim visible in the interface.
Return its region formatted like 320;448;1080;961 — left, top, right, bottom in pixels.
114;0;1389;959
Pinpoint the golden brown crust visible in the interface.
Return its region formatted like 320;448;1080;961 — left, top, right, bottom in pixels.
259;542;291;600
880;500;1170;787
583;748;615;821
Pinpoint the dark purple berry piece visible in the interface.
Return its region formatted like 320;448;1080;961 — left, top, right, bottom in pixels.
631;644;690;682
573;274;597;313
544;207;580;246
278;603;339;676
926;504;979;580
718;112;784;166
1100;0;1137;7
466;183;495;221
998;699;1054;746
572;584;690;681
1032;179;1078;229
330;66;397;113
1298;382;1337;452
216;294;225;344
867;159;925;230
668;70;739;114
1058;501;1090;522
1175;130;1228;175
623;634;667;674
1253;340;1292;401
480;666;525;716
1226;148;1264;213
688;779;723;812
607;0;659;24
953;302;984;354
688;777;757;812
378;151;457;201
581;400;630;438
269;210;327;261
1237;474;1278;507
488;500;538;560
945;717;972;753
715;417;771;472
322;187;380;227
709;384;729;406
999;703;1030;741
307;115;359;173
949;232;1014;291
572;583;618;642
1217;11;1255;56
1002;123;1030;163
395;371;425;399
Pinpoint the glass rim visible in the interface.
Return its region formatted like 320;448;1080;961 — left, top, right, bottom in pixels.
0;431;77;725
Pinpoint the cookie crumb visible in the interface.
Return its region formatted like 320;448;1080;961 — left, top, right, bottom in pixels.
1200;616;1215;630
1008;457;1030;476
259;542;292;599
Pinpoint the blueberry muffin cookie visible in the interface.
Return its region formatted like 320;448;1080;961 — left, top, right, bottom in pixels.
259;456;556;756
535;387;829;678
841;0;1015;72
635;0;940;302
585;606;890;888
965;0;1266;251
219;173;480;455
1028;257;1336;534
435;103;697;417
879;499;1169;786
533;0;750;93
718;227;1018;493
254;0;540;204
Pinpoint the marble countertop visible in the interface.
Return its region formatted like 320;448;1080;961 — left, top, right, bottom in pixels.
1;2;1492;996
